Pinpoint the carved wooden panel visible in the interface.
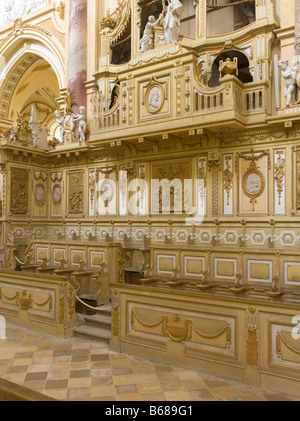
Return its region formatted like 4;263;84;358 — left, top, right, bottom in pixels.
10;168;28;215
68;171;84;215
151;160;192;214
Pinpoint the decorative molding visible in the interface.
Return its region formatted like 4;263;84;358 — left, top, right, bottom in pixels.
223;154;233;215
274;149;286;214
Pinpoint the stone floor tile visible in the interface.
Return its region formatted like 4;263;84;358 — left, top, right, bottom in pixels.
22;380;46;393
210;386;241;399
115;384;138;395
164;391;192;401
44;389;68;401
140;392;166;401
112;367;134;376
188;388;216;401
68;377;92;389
263;393;293;401
137;382;163;393
242;395;267;401
24;372;48;382
90;384;116;398
2;322;300;403
47;370;71;380
67;388;92;401
69;369;91;379
116;393;142;401
134;373;159;384
91;376;113;387
44;379;69;390
113;374;137;386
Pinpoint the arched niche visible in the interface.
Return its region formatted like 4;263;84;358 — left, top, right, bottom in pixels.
180;0;196;39
138;0;196;47
139;0;164;36
208;50;253;87
110;12;132;65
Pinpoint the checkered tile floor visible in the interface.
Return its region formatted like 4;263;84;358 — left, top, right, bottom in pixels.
0;323;299;401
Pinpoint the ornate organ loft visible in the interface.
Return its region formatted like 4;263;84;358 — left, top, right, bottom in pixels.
0;0;300;395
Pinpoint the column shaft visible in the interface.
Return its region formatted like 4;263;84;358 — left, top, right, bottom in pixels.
67;0;88;112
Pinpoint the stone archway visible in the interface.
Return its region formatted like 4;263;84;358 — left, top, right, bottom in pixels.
0;41;65;138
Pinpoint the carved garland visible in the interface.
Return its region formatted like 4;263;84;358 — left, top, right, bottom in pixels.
276;330;300;358
131;309;231;346
0;287;52;311
274;150;285;206
224;155;233;206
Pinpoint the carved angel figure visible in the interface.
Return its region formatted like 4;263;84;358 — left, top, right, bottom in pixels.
139;15;161;53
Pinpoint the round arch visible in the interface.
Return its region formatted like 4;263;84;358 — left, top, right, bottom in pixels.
0;29;66;122
0;40;65;90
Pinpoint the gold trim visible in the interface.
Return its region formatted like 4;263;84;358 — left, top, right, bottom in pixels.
246;328;258;367
258;370;300;383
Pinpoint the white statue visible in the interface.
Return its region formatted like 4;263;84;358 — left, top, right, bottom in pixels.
162;0;183;44
139;15;161;53
8;126;17;143
73;106;87;142
54;110;65;143
278;59;300;107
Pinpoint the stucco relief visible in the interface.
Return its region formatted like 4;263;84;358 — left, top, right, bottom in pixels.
0;0;46;27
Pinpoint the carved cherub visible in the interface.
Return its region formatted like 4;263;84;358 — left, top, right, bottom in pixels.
73;106;87;142
54;110;65;143
7;126;17;143
278;59;300;107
